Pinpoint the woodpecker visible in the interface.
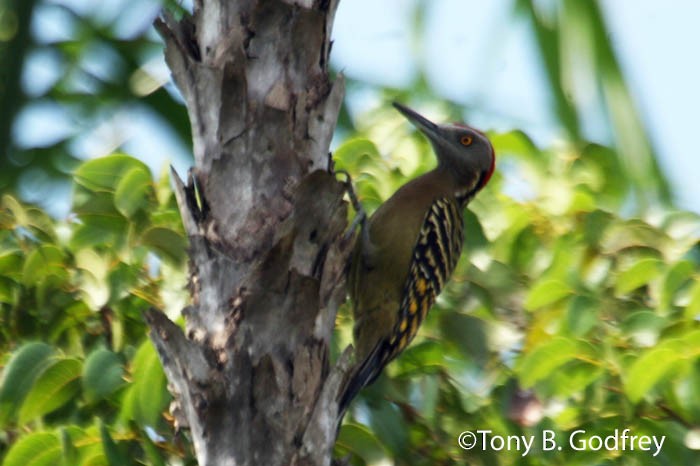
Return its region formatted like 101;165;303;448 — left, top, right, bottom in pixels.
339;102;495;415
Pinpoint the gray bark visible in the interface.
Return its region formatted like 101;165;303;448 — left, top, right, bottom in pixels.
146;1;352;465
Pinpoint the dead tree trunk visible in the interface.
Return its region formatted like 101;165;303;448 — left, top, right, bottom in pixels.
145;1;350;465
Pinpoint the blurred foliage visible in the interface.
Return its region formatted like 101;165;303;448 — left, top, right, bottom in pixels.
1;0;699;465
0;155;194;465
330;5;698;460
514;0;671;209
332;105;700;465
0;0;38;169
337;0;672;214
0;0;190;210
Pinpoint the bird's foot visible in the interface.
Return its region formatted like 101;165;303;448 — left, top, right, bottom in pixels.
336;170;367;243
343;210;367;243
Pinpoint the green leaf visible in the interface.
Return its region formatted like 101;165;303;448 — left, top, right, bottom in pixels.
107;262;139;304
100;420;129;466
517;337;580;387
580;144;627;204
490;130;541;167
21;245;67;286
73;190;121;217
0;276;17;304
565;295;599;337
60;428;78;466
0;250;24;280
63;425;104;466
661;260;695;310
0;342;55;425
141;227;187;264
74;155;151;193
615;258;662;295
24;206;58;242
82;454;109;466
125;341;168;427
679;329;700;355
2;431;61;466
370;400;409;454
602;220;667;254
155;164;174;207
686;280;700;320
333;138;382;174
19;358;82;423
548;360;603;397
70;221;125;250
114;166;153;218
569;189;596;212
625;347;678;403
439;312;488;363
417;375;439;421
336;423;390;465
463;209;489;252
621;310;666;347
75;249;110;308
83;349;125;402
140;428;167;466
583;209;614;247
3;194;29;226
509;225;540;271
333;138;397;213
524;279;572;311
397;340;446;374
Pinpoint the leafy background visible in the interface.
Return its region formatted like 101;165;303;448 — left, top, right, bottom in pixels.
1;0;699;465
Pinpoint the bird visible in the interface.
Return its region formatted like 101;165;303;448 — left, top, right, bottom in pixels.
338;102;495;416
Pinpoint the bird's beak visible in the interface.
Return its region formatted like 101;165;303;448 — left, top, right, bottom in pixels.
393;102;441;141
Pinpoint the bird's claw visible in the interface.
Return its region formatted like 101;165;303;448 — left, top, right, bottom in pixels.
336;170;367;243
343;210;366;243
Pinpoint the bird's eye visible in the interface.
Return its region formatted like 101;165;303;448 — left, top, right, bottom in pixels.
460;135;473;146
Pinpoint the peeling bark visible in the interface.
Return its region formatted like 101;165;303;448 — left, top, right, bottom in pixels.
147;1;351;465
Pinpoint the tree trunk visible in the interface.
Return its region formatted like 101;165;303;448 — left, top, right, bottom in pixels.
146;1;350;465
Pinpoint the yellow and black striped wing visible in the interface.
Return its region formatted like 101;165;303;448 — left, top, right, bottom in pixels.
339;197;464;413
386;196;464;358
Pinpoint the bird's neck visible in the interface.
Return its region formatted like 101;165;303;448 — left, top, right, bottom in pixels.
434;165;482;208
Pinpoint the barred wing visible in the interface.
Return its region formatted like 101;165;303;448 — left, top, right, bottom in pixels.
339;197;464;414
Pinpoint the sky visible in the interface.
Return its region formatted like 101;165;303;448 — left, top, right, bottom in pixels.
603;0;700;212
14;0;700;215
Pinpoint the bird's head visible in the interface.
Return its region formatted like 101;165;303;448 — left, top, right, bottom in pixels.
393;102;495;195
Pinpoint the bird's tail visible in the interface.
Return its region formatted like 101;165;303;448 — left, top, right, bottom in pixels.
337;342;390;421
